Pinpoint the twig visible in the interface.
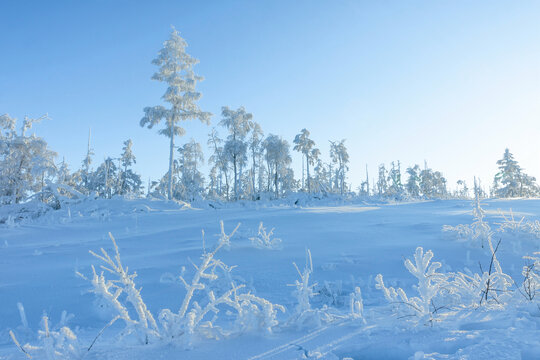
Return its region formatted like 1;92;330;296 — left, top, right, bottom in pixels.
9;330;32;359
88;316;121;352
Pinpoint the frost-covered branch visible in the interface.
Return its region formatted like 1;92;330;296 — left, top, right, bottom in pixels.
376;247;450;324
79;232;159;344
249;222;282;250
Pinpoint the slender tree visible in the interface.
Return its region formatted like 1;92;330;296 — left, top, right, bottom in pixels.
329;139;349;195
140;27;211;200
219;106;253;200
293;129;319;193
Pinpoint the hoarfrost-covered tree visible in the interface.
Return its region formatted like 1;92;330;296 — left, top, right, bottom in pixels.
406;164;421;198
93;157;118;199
177;139;205;201
220;106;253;200
140;27;211;200
419;165;447;199
493;148;538;198
329;139;349;195
248;122;264;199
118;139;143;196
81;129;94;193
455;180;469;198
263;134;293;198
376;164;388;197
386;161;404;199
293;129;319;193
208;128;229;199
0;114;57;204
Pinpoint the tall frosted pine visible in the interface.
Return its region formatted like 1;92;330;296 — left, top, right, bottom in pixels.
141;28;212;200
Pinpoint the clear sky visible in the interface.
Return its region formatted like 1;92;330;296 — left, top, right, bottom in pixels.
1;0;539;191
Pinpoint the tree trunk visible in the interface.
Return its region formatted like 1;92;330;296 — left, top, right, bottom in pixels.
233;155;238;200
306;154;310;193
274;163;279;198
168;132;175;201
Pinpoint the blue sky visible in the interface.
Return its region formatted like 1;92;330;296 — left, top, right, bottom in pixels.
1;0;539;190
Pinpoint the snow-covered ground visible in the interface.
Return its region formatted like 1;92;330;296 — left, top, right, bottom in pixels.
2;198;540;359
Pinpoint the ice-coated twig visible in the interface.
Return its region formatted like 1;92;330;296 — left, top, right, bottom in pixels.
87;315;120;352
289;249;318;315
9;330;32;359
17;302;28;329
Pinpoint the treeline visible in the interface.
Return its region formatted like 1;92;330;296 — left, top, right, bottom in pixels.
2;28;539;208
1;111;537;207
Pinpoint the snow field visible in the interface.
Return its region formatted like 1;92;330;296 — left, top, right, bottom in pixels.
2;198;540;359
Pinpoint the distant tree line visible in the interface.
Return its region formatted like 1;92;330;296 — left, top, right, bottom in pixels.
2;29;538;207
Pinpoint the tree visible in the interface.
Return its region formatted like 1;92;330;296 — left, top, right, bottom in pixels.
248;122;264;199
293;129;319;193
207;128;229;199
81;129;94;193
140;27;211;200
0;114;57;204
177;139;205;201
220;106;253;200
419;166;447;199
263;134;292;198
493;148;538;198
118;139;143;196
329;139;349;195
387;161;404;199
455;180;469;198
406;165;421;198
377;164;388;197
93;157;118;199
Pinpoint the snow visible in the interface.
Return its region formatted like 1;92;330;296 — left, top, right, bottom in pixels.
2;198;540;359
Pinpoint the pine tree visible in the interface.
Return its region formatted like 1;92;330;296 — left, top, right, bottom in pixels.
140;27;211;200
93;157;118;199
493;148;537;198
118;139;142;196
81;129;94;193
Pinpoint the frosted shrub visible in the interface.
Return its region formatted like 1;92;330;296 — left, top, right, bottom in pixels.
443;188;491;247
159;222;284;346
249;222;282;250
496;209;526;234
287;249;322;328
520;252;540;302
376;247;450;324
349;287;365;321
496;209;540;241
77;233;159;344
452;236;513;307
10;315;80;360
286;249;346;328
377;241;514;326
79;221;284;349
